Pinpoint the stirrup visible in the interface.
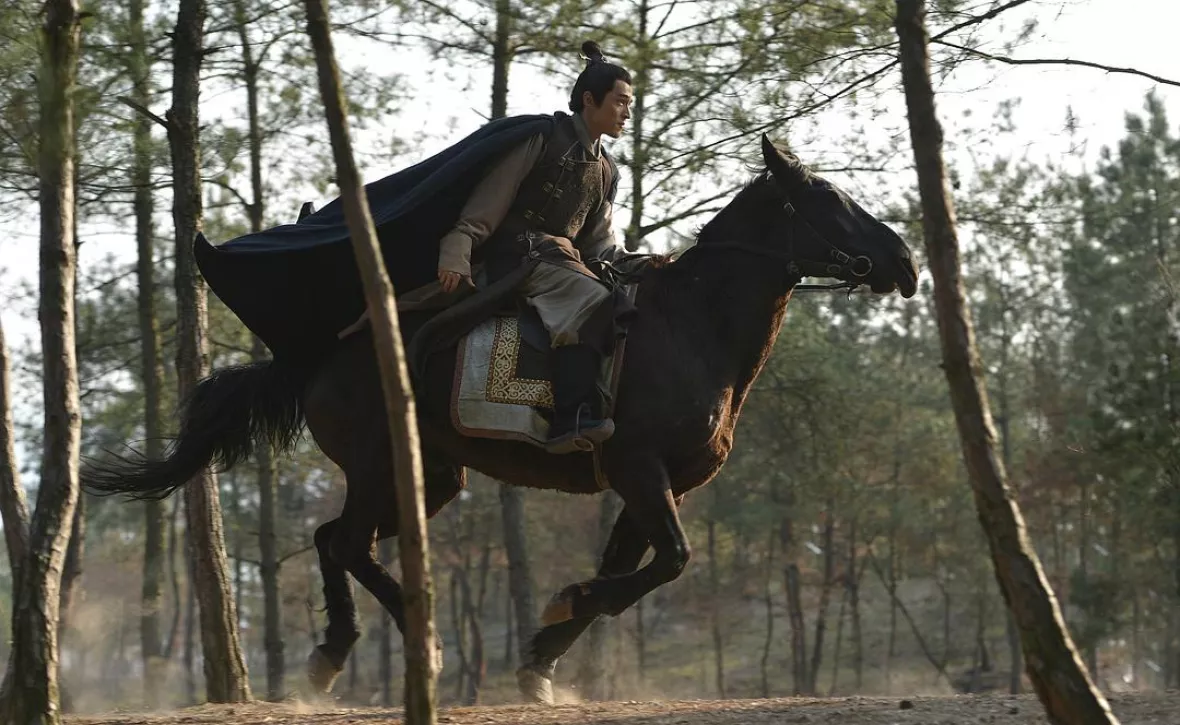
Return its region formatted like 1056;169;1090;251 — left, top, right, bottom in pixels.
544;405;614;454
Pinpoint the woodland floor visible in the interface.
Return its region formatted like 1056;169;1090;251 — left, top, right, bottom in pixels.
70;690;1178;725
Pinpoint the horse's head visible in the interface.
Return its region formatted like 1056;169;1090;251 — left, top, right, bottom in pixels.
698;135;918;298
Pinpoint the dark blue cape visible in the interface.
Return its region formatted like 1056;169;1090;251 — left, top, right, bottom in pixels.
197;113;608;362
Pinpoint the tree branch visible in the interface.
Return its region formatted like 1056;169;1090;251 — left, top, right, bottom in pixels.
933;40;1180;88
117;96;168;129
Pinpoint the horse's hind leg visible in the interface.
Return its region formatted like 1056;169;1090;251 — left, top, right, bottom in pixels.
517;503;653;704
307;517;362;693
311;445;464;693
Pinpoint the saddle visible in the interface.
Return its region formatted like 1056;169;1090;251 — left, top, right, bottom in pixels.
334;247;656;448
449;290;634;447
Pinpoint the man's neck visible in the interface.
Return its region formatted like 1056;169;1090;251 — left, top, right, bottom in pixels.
574;112;602;151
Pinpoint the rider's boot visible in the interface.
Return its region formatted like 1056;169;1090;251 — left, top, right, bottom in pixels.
544;342;614;454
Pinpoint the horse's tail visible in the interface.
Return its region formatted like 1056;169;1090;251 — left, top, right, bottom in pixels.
83;361;306;500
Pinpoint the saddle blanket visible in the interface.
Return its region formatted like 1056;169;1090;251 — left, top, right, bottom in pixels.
451;314;627;446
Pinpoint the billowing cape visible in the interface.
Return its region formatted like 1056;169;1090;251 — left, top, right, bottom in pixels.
196;112;615;362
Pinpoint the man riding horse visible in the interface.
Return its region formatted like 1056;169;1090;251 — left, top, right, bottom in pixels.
435;41;634;454
194;41;637;454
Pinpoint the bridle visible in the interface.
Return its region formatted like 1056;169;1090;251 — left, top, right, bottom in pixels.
691;199;873;293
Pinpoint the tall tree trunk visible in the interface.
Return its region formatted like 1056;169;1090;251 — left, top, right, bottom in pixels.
379;537;396;707
303;1;438;720
164;496;182;661
0;2;82;720
827;575;848;697
57;497;85;707
500;483;534;665
635;595;646;685
847;518;863;691
490;0;510;120
486;11;533;674
183;519;197;703
759;525;775;699
782;517;807;695
0;317;30;574
894;3;1120;722
169;0;252;701
577;492;623;700
227;473;244;628
450;569;470;701
808;502;836;695
464;540;490;704
233;7;285;698
707;517;725;698
625;0;648;251
253;356;284;700
128;0;166;703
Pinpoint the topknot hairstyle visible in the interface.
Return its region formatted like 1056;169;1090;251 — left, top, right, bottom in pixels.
568;40;632;113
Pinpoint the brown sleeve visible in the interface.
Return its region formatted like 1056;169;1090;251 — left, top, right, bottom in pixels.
437;132;545;276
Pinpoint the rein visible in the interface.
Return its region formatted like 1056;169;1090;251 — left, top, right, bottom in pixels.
689;200;873;295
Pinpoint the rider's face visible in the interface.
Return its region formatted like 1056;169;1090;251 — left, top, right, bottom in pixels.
582;81;633;140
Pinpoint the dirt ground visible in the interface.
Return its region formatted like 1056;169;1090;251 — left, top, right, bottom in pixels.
70;690;1178;725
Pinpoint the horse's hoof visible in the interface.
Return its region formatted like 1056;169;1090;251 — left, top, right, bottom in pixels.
517;665;555;705
307;646;344;693
541;590;575;626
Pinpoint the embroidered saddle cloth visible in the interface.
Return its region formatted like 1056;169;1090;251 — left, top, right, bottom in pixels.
450;305;630;447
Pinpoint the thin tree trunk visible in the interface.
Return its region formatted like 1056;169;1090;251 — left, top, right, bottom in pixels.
464;540;490;704
170;0;252;701
868;552;950;684
759;525;775;699
577;492;623;700
228;473;244;629
57;497;85;708
782;515;807;695
848;519;864;691
0;318;30;576
784;563;806;694
635;595;646;684
183;525;197;704
303;2;438;719
233;8;285;697
0;2;83;720
255;403;284;700
895;3;1120;722
500;484;534;665
450;570;469;701
485;22;533;678
828;574;848;696
886;485;899;693
808;502;836;695
379;537;396;707
624;0;649;251
164;496;182;661
490;0;510;120
130;0;167;696
707;517;725;698
503;586;514;671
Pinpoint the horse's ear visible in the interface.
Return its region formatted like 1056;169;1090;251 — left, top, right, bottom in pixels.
761;133;805;188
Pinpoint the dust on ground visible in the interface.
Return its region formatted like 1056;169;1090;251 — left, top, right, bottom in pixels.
69;690;1178;725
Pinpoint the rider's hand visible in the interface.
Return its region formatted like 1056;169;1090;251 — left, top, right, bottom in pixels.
439;269;471;293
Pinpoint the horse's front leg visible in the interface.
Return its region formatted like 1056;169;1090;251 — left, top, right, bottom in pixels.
541;455;689;627
517;499;655;704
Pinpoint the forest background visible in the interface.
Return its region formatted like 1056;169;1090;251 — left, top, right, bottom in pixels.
2;0;1180;712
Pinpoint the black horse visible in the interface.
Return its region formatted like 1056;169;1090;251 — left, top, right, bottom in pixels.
84;136;918;703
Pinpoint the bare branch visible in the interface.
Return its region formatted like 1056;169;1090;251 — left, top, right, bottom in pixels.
933;40;1180;88
117;96;168;129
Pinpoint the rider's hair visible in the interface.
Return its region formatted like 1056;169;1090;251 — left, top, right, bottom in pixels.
568;41;631;113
